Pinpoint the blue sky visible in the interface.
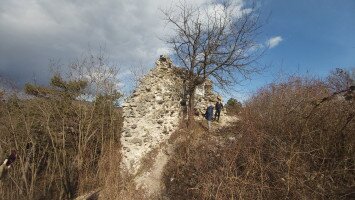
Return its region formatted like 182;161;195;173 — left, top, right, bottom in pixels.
231;0;355;101
0;0;354;101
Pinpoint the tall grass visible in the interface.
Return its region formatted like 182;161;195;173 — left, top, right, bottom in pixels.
163;76;354;199
0;90;122;199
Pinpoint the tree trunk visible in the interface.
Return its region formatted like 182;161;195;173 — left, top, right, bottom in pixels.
187;87;196;127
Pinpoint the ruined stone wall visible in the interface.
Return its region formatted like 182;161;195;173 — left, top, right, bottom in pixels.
121;56;223;174
121;56;182;174
194;79;222;117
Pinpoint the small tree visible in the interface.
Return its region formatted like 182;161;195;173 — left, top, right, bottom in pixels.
25;74;88;99
67;50;121;102
162;0;264;124
226;97;242;115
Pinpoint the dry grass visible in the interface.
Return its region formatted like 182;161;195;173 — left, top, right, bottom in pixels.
98;146;149;200
136;146;160;177
2;72;352;199
163;76;355;199
0;93;123;199
98;138;148;200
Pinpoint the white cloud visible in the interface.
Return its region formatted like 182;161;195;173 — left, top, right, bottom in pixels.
267;36;283;48
194;1;251;28
156;47;171;57
0;0;248;87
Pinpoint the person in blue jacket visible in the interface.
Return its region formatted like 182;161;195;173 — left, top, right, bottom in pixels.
205;103;214;130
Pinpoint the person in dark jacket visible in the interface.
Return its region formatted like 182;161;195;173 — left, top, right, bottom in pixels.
0;150;16;180
205;103;214;130
214;100;223;122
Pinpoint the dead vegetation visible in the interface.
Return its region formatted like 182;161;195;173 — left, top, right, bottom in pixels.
0;52;124;199
163;75;355;199
0;81;123;199
1;58;354;200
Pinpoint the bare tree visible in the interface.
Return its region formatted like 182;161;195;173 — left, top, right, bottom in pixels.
327;68;354;92
67;49;121;102
162;0;264;124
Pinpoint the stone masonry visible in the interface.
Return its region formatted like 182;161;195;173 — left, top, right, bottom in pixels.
121;56;223;175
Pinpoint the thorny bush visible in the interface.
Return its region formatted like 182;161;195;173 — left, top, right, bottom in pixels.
163;76;354;199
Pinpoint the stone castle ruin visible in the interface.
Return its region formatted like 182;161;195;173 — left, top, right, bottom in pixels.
120;55;223;196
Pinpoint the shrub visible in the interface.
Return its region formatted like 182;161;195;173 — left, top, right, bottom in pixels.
225;98;243;115
163;76;355;199
0;76;122;199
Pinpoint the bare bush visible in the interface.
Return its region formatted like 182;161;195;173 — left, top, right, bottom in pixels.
163;75;355;199
327;68;353;92
0;54;123;199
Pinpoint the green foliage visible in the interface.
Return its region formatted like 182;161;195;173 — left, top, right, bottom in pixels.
95;90;123;106
25;74;88;100
226;98;242;115
24;83;51;97
226;98;237;106
50;74;88;95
